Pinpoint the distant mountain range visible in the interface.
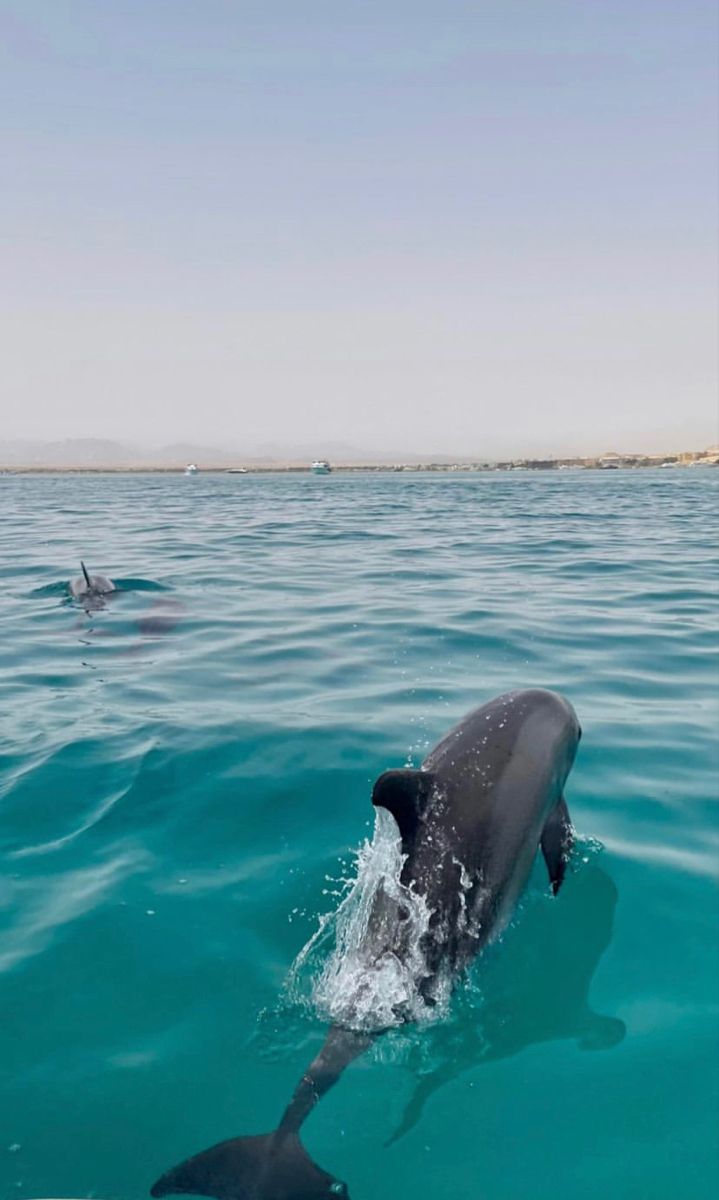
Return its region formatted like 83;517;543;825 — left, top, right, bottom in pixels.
0;438;471;468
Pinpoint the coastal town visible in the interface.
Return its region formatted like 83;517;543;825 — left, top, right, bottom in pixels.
319;447;719;473
383;446;719;473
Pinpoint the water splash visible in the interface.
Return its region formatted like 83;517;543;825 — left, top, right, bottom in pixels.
290;809;449;1033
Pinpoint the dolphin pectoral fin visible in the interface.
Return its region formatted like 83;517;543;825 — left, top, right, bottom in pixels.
150;1130;348;1199
541;796;574;895
371;768;434;849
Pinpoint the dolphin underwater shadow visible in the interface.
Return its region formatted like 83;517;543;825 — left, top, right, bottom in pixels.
150;688;585;1200
386;859;624;1145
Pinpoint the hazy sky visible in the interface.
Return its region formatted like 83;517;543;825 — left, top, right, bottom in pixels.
1;0;717;456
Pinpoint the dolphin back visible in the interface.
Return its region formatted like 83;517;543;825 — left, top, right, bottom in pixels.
70;563;116;600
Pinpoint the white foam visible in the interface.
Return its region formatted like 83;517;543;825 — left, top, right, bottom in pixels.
295;809;449;1032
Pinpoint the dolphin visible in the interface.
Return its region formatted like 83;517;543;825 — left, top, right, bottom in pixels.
150;688;580;1200
69;562;116;608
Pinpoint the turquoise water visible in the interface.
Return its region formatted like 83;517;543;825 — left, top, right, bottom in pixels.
1;468;718;1199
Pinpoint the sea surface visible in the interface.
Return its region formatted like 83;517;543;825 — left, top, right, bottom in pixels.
1;467;717;1200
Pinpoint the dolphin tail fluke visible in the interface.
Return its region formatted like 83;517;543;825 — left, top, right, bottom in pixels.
150;1130;348;1199
541;795;574;895
80;561;92;588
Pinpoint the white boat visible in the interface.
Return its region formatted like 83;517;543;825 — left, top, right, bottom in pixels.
184;463;198;475
311;460;332;475
226;467;248;474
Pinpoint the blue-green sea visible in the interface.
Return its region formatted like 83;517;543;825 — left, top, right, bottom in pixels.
1;467;718;1200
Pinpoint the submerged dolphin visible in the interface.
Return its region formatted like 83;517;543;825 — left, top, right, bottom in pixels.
387;860;624;1146
69;562;116;608
151;688;580;1200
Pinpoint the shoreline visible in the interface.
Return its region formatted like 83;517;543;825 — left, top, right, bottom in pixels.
1;458;717;475
3;442;717;475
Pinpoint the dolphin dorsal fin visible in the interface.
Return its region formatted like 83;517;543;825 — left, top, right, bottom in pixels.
371;768;434;848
